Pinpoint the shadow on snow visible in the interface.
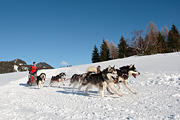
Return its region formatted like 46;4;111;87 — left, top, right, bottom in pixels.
56;86;99;97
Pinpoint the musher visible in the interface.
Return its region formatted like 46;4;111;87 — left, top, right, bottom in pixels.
29;62;38;80
97;65;101;74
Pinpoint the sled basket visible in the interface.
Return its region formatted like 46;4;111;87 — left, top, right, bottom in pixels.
27;74;37;86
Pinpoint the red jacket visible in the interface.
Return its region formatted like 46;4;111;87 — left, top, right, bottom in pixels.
29;65;38;73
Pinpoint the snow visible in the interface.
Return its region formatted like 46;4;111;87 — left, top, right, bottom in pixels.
14;65;19;72
0;72;27;86
0;52;180;120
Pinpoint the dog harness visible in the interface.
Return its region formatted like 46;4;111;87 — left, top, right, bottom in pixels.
114;74;128;83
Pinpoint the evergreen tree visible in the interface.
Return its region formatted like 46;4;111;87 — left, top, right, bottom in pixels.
157;32;166;53
167;24;180;52
100;38;110;61
118;36;128;58
91;45;100;63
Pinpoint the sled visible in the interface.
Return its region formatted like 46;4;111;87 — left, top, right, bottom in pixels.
27;74;37;86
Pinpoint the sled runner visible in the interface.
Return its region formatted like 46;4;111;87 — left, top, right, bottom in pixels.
27;74;37;86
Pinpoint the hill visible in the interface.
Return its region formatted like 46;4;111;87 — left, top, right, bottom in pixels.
0;59;54;74
37;62;54;69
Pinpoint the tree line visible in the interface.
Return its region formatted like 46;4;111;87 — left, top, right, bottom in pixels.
92;22;180;63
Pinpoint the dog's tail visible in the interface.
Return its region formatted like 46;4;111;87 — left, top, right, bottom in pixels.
87;66;97;74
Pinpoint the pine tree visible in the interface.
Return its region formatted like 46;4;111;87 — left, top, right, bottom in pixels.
157;32;166;53
167;24;180;52
118;36;128;58
91;45;100;63
100;38;110;62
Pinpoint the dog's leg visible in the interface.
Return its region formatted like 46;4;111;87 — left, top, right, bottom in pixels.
78;79;88;90
62;79;65;86
78;78;81;83
49;81;54;87
72;83;76;89
106;87;114;95
85;83;92;95
123;81;137;94
40;81;42;89
49;82;51;87
99;87;104;98
41;80;44;88
108;82;123;97
72;82;79;89
38;81;40;89
57;81;60;88
116;83;123;93
69;82;72;86
99;82;107;98
78;84;83;90
42;80;44;88
71;83;76;93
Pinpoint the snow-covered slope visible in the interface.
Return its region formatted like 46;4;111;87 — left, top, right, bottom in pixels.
0;71;27;86
0;52;180;120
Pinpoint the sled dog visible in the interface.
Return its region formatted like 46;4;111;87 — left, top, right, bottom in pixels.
49;72;66;87
69;73;87;88
78;65;123;98
108;65;140;95
37;73;46;89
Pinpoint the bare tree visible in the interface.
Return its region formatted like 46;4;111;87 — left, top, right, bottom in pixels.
146;21;158;35
109;41;118;59
104;39;110;49
144;21;159;54
161;25;169;41
131;29;144;53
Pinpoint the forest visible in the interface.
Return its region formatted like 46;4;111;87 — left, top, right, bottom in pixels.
92;22;180;63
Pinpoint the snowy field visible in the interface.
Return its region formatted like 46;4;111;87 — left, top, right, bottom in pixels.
0;52;180;120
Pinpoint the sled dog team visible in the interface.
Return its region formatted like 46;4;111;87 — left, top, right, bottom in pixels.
35;72;66;89
34;64;140;98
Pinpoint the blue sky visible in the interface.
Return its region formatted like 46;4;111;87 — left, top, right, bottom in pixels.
0;0;179;68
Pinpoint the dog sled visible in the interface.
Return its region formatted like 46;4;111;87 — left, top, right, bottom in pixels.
27;74;37;86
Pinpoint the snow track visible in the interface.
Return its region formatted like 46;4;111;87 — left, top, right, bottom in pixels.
0;53;180;120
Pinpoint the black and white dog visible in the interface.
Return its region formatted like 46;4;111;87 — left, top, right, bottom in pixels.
37;73;46;89
69;73;87;88
108;65;140;95
49;72;66;87
78;65;123;98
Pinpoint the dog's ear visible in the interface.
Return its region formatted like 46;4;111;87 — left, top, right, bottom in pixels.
113;65;115;68
129;64;133;69
108;65;111;70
